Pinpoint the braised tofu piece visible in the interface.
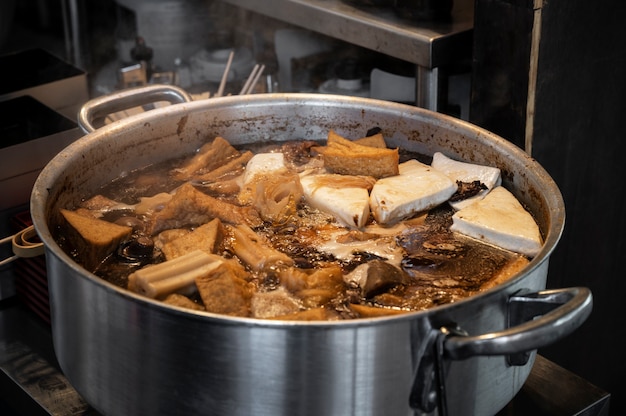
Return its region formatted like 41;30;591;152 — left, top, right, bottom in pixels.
79;194;130;212
451;186;543;257
353;132;387;148
174;136;240;181
370;160;457;225
269;307;339;321
300;174;373;228
250;287;302;318
431;152;502;210
279;265;345;309
349;303;410;318
162;218;224;260
313;130;399;179
163;293;205;311
195;150;253;183
60;208;132;271
196;263;253;317
149;182;261;234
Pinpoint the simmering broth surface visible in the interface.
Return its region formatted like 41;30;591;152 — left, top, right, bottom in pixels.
55;137;532;320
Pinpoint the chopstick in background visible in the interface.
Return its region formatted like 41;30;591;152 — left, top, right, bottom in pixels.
239;64;265;95
215;50;235;98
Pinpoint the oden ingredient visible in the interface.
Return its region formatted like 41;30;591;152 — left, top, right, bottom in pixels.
57;130;541;320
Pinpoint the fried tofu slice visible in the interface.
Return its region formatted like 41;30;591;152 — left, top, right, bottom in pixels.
349;303;411;318
161;218;224;260
173;136;240;180
60;208;132;271
354;132;387;148
194;150;253;183
268;307;339;321
163;293;205;311
250;287;302;318
278;265;345;309
196;262;253;317
313;130;399;179
148;182;261;235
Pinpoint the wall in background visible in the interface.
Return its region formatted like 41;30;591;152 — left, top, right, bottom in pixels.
471;1;626;414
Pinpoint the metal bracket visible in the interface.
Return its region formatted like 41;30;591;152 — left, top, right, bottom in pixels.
409;325;468;415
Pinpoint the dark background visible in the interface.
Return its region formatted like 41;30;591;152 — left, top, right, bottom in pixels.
471;1;625;415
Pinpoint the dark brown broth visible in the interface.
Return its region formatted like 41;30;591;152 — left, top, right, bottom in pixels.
60;139;525;318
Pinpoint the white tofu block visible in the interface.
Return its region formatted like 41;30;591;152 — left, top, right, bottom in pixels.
451;186;543;257
300;175;371;228
243;153;286;185
370;159;456;225
431;152;502;210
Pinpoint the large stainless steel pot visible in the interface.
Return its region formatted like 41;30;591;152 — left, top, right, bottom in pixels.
31;85;591;416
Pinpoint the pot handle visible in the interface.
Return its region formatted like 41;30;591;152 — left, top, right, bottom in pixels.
443;286;593;363
78;84;194;134
409;287;592;414
0;225;45;267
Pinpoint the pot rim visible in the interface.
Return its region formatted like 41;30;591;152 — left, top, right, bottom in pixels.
30;93;565;328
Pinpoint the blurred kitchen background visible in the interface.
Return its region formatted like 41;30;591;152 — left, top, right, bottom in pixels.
1;0;624;415
1;0;470;111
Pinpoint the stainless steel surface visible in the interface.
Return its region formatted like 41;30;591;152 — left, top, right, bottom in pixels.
444;287;592;360
77;84;193;133
219;0;473;67
417;65;439;110
411;288;592;412
0;300;609;416
30;91;589;416
217;0;474;110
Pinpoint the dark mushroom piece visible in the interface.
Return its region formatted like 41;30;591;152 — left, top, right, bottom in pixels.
360;260;409;299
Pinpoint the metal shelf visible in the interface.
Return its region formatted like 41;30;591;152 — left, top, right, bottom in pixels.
218;0;474;110
220;0;473;67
